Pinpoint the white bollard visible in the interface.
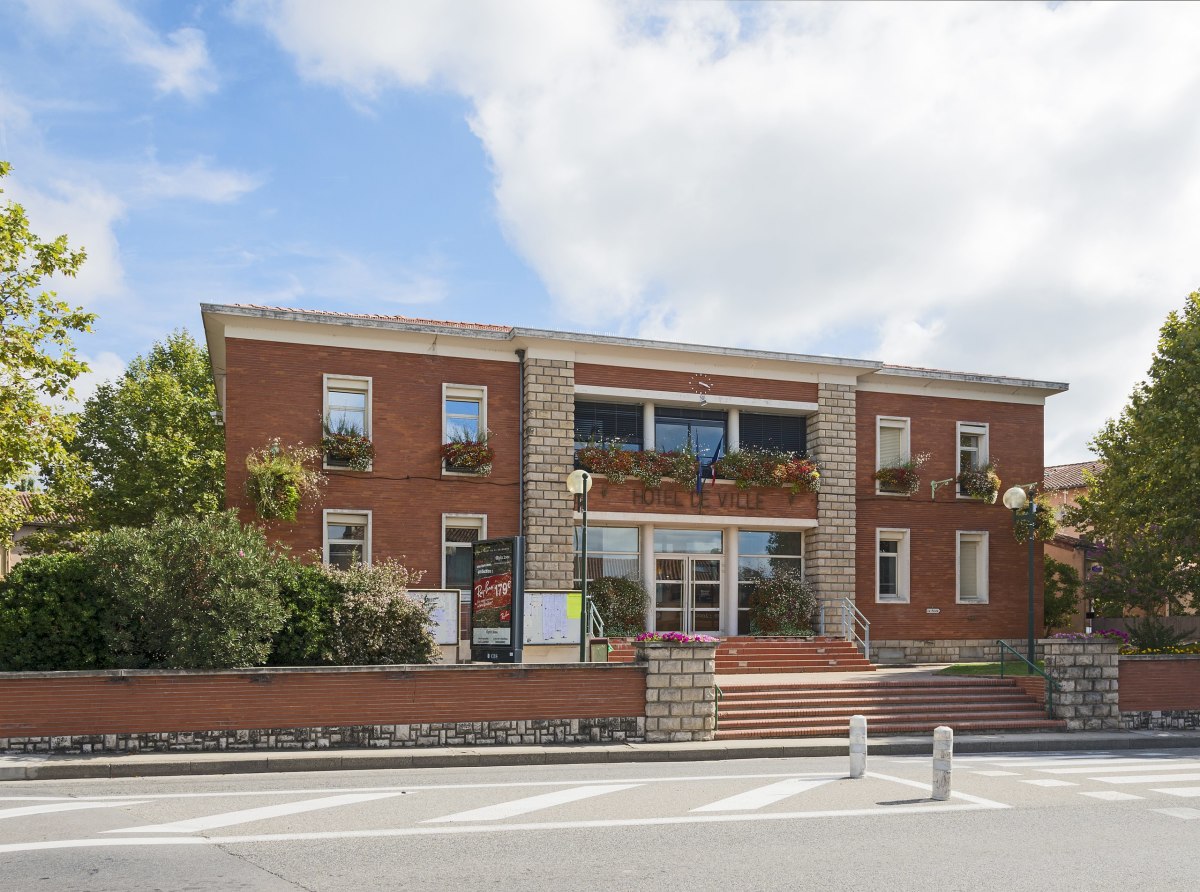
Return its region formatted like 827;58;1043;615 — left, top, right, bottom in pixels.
932;725;953;801
849;714;867;779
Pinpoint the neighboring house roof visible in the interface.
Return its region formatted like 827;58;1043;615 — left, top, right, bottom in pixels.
1044;461;1104;491
4;491;57;527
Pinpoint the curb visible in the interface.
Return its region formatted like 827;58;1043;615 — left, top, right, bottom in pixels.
4;730;1199;782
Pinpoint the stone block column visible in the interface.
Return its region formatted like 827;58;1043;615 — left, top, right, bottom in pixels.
807;379;857;632
522;357;576;589
1043;637;1121;730
635;641;719;742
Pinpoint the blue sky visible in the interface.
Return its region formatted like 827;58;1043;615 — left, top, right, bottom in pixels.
2;1;1199;465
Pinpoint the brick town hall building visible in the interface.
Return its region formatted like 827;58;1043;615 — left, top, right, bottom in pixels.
202;303;1067;663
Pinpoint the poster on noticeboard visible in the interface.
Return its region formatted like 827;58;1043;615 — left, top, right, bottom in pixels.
470;536;524;663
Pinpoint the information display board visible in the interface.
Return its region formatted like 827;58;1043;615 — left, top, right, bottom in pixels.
523;590;583;645
408;589;459;646
470;536;524;663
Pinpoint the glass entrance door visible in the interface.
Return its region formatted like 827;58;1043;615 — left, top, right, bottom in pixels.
655;556;723;633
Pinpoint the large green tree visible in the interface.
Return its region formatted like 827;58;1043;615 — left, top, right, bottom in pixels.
1070;290;1200;616
0;161;92;545
49;330;225;531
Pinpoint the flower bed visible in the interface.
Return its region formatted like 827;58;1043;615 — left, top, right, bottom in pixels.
711;449;820;495
1051;629;1130;645
957;463;1000;502
633;632;719;644
874;453;930;495
441;432;494;476
576;442;697;488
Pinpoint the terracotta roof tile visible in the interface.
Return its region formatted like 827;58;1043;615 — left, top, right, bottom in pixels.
1043;461;1104;490
232;304;513;333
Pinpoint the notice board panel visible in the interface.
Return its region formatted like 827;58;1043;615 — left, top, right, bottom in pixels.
523;590;583;645
408;589;459;646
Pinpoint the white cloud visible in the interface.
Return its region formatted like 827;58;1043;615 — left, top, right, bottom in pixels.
20;0;217;100
137;157;263;204
242;0;1200;463
63;351;128;410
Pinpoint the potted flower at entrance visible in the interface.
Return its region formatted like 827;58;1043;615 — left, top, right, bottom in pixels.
441;430;494;476
957;462;1001;502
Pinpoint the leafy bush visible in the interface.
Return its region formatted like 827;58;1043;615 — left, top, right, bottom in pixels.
269;560;343;666
0;552;110;670
747;566;817;635
90;512;286;669
244;438;325;521
1125;615;1192;650
323;560;439;665
588;576;649;637
1043;556;1080;632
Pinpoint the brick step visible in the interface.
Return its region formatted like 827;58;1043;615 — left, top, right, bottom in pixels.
718;666;874;675
715;718;1068;739
719;677;1022;692
718;683;1023;701
718;704;1049;725
719;694;1038;713
716;656;874;666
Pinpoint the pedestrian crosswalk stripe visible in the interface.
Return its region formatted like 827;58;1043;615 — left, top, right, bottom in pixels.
0;800;149;821
1153;807;1200;820
1020;779;1078;788
423;784;641;823
109;792;406;834
691;777;838;812
1038;760;1200;775
1079;791;1142;802
1152;787;1200;798
1099;773;1200;786
971;770;1020;777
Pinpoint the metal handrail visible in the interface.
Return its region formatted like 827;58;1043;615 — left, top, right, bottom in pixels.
818;598;871;661
996;639;1059;718
714;684;723;731
587;599;605;640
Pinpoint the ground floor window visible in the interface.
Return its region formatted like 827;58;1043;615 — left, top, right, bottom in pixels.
957;531;989;603
324;510;370;569
573;526;640;588
444;515;485;593
876;528;910;603
736;530;804;634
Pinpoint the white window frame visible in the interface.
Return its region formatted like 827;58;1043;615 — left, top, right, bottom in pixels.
322;509;372;568
956;421;989;498
442;383;488;475
956;531;989;604
875;528;910;604
875;416;911;496
323;374;373;471
442;513;487;594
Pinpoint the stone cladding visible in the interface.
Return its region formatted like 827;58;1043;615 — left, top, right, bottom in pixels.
808;381;857;628
1044;638;1120;730
522;357;576;588
636;641;718;742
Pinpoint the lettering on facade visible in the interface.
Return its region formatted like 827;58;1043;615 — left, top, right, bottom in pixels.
632;489;766;511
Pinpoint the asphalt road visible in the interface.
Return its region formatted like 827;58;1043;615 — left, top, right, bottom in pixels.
3;748;1199;891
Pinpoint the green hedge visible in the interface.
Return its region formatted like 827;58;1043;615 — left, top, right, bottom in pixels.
0;552;110;671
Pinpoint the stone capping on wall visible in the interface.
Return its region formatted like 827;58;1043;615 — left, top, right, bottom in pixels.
635;640;718;743
1042;637;1120;731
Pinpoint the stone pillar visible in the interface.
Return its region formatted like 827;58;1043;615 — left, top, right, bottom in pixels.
1043;637;1121;730
635;640;719;742
522;357;576;589
808;379;857;631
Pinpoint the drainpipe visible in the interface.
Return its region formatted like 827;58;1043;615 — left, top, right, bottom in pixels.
516;349;526;539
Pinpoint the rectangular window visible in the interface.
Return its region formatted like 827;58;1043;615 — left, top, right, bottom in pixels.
654;407;726;467
739;413;806;454
443;384;487;472
957;422;989;494
876;529;910;603
876;416;911;493
737;530;804;634
574;401;643;450
324;510;370;569
323;375;371;469
957;532;989;604
573;526;640;588
443;515;485;593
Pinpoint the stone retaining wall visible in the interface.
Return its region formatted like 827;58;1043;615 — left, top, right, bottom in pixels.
636;641;718;743
873;638;1036;664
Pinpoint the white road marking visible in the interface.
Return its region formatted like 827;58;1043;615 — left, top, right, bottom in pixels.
1099;773;1200;786
959;755;1172;767
1079;791;1142;802
691;777;838;812
1153;808;1200;820
0;802;1008;854
1020;779;1078;788
1152;787;1200;798
971;770;1020;777
110;792;406;834
0;800;149;821
1037;760;1200;775
864;772;1011;809
423;784;639;823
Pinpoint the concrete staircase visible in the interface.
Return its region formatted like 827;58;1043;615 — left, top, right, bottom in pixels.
605;636;874;673
715;677;1065;739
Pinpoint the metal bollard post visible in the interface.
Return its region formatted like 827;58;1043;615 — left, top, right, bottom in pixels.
932;725;953;801
849;714;867;779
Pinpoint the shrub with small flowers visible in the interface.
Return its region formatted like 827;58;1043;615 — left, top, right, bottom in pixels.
874;453;931;496
1120;643;1200;655
958;463;1001;502
712;449;820;495
634;631;719;644
1049;629;1130;645
441;431;494;476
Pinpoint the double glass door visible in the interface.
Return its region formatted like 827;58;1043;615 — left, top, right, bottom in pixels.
655;556;722;633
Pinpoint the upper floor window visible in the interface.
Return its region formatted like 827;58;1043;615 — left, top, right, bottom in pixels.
957;531;989;604
876;416;911;493
574;401;643;450
655;406;726;466
443;384;488;473
323;375;372;470
739;413;806;454
324;510;370;569
957;422;989;494
876;528;910;603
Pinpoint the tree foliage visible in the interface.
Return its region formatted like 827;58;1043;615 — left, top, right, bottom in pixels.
588;576;649;637
48;330;224;531
1069;291;1200;616
0;161;92;544
1043;556;1081;632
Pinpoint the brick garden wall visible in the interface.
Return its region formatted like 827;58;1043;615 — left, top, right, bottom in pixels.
1119;656;1200;712
0;665;646;753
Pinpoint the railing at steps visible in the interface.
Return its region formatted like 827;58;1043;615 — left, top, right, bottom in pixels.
817;598;871;661
996;639;1058;719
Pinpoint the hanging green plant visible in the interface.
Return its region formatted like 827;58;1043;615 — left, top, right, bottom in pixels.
245;439;325;522
321;416;375;471
441;430;494;476
1014;492;1058;542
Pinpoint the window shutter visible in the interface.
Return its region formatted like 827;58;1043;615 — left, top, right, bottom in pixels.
959;540;979;600
878;425;904;468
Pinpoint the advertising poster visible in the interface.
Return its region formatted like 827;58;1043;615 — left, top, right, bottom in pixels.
471;537;522;649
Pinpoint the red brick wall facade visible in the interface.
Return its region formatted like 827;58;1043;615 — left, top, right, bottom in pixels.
574;364;818;404
855;391;1045;641
225;338;521;584
1119;657;1200;712
0;666;647;738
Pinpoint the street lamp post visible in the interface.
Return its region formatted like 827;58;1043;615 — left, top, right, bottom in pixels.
1002;485;1038;664
566;469;593;663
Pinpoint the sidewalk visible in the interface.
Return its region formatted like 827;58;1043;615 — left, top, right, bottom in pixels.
5;729;1200;782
